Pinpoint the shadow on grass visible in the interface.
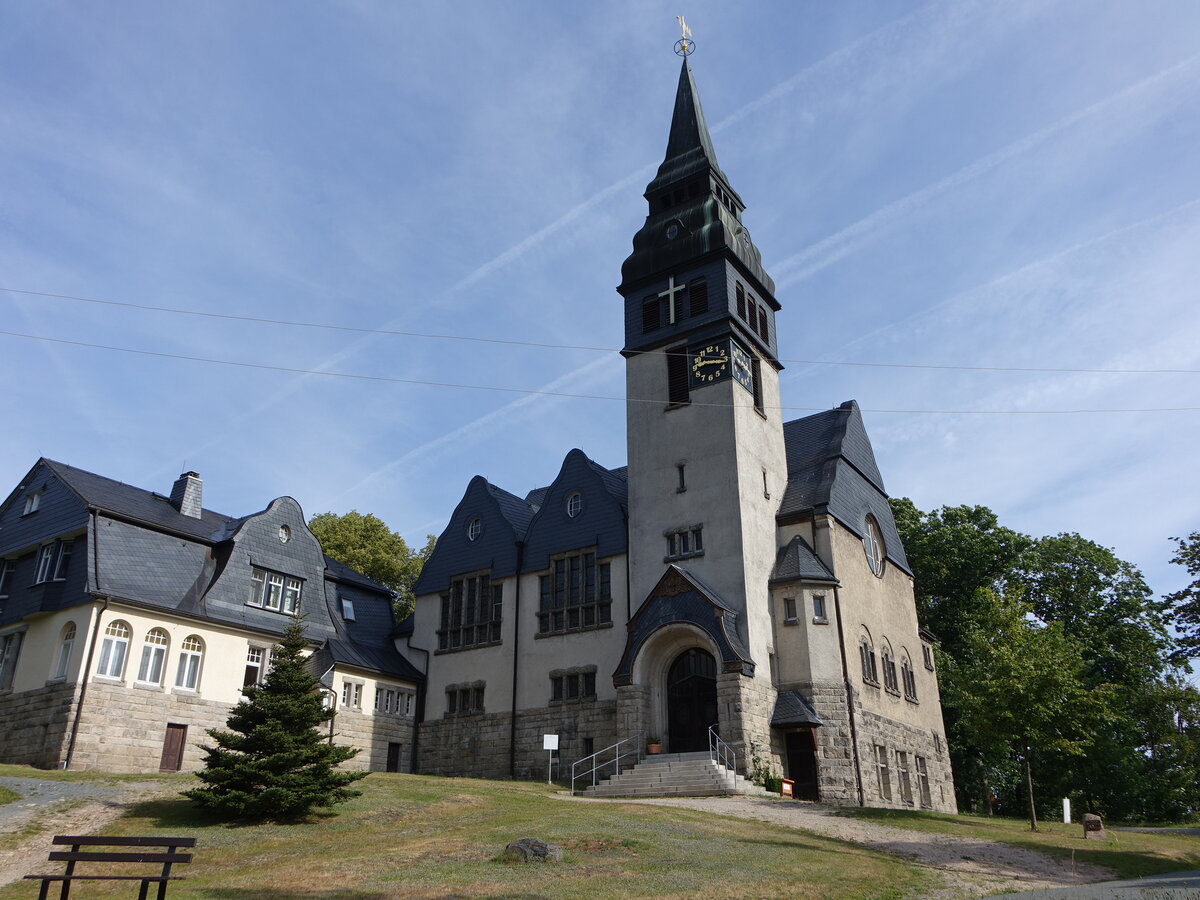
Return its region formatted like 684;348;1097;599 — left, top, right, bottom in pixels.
197;892;397;899
130;796;342;830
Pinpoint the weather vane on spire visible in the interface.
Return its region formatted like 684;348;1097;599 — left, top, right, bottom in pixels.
674;16;694;57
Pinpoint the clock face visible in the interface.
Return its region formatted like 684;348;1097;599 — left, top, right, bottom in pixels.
690;343;730;386
731;342;754;393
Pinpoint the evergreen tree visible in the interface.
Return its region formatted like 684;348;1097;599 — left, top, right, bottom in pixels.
185;617;365;821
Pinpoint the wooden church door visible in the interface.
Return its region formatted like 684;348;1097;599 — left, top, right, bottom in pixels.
666;648;718;753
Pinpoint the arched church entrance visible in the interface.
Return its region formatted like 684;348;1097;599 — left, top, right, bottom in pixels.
666;647;718;753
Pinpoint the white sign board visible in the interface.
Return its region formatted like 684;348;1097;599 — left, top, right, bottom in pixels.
1063;798;1071;824
543;734;559;751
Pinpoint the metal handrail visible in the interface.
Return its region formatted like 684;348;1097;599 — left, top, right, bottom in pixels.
709;725;736;774
570;730;645;796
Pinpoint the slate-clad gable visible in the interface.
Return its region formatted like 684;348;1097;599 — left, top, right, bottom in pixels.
0;461;89;557
412;476;528;596
779;401;911;575
522;450;628;573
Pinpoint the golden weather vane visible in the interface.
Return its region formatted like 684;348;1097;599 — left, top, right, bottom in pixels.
675;16;694;57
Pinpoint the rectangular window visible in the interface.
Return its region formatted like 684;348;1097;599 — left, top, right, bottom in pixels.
922;643;934;671
404;692;413;716
782;597;797;623
811;594;828;623
751;357;764;413
688;278;708;316
137;639;167;685
538;553;612;635
247;567;302;613
342;681;362;708
549;669;597;703
665;526;704;561
667;346;690;405
875;745;891;801
446;684;483;717
903;662;918;701
916;756;933;808
244;647;265;686
0;632;22;690
438;572;500;651
0;559;13;597
35;544;56;584
757;305;769;341
883;654;899;694
341;598;355;621
52;541;73;581
22;491;41;515
896;751;914;805
736;282;746;320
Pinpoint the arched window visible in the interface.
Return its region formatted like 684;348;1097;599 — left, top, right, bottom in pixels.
466;517;482;541
901;651;918;701
137;628;170;685
53;622;76;680
881;642;899;694
863;515;885;577
858;631;878;685
175;635;204;690
565;491;583;518
97;621;131;678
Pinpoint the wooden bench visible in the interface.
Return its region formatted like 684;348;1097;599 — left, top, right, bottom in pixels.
25;835;196;900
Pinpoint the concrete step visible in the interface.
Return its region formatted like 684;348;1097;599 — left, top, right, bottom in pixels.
582;754;773;798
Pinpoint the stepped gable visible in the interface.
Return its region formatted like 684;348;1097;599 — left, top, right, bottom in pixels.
771;534;838;584
778;401;910;575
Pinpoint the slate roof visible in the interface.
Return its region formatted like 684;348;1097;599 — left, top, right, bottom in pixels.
771;690;825;727
524;486;549;511
587;460;628;514
488;482;536;539
771;535;838;584
43;459;234;539
778;401;911;575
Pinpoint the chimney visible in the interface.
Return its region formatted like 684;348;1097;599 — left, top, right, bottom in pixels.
169;471;203;518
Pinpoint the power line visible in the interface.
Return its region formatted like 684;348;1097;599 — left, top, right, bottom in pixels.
5;286;1198;376
3;328;1197;416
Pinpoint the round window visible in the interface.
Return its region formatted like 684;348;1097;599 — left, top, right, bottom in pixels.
565;491;582;518
864;516;884;577
278;525;291;544
467;517;482;541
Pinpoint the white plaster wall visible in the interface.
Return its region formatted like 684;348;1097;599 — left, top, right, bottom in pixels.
770;584;842;686
7;604;99;693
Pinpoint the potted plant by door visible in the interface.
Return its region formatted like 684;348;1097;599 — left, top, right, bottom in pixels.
646;736;663;755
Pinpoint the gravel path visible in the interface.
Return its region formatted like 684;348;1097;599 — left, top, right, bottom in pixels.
567;794;1112;899
0;776;172;889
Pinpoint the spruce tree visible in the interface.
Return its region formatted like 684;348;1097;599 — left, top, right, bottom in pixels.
185;617;365;821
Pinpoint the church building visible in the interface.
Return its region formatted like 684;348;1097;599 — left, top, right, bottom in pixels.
404;53;957;811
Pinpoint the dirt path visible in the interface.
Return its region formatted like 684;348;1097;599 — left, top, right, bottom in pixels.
0;778;173;889
573;795;1112;899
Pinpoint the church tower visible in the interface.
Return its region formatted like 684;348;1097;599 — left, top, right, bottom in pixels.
613;55;788;755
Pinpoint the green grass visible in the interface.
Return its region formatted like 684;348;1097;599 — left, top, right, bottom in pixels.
836;807;1200;880
0;774;935;899
0;763;185;785
0;786;19;806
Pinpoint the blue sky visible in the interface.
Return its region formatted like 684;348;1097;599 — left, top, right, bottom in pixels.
3;1;1198;607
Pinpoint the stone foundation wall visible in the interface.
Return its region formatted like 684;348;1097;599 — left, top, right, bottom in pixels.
327;707;416;773
417;700;619;780
716;673;776;777
855;703;957;813
788;679;860;805
0;681;81;768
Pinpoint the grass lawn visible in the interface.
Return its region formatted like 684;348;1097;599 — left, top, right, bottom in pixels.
0;773;933;900
0;786;18;806
836;807;1200;880
0;763;183;785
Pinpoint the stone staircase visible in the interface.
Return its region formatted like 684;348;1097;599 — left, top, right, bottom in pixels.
580;751;771;798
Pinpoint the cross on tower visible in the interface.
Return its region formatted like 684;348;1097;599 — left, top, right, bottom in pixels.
658;275;686;324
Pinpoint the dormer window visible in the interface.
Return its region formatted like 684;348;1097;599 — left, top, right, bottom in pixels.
248;567;302;614
22;491;41;515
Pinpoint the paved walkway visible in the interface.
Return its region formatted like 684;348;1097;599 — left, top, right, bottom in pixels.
993;869;1200;898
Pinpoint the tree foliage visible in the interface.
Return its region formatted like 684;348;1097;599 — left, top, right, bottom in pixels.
308;510;435;622
892;498;1199;822
185;617;365;821
1167;532;1200;664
